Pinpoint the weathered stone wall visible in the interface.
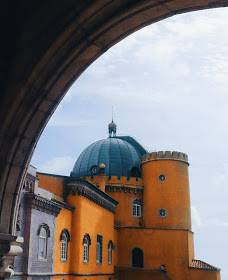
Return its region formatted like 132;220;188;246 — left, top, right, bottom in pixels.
27;209;55;275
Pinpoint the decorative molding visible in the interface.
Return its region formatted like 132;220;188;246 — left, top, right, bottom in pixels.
66;180;118;213
37;223;50;237
25;193;61;216
142;151;189;165
115;225;193;233
23;173;36;192
60;229;71;241
106;185;143;194
15;272;115;276
52;199;74;211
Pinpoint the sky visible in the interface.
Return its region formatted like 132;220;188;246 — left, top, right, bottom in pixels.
32;7;228;279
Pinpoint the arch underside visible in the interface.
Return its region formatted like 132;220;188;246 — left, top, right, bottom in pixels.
0;0;227;234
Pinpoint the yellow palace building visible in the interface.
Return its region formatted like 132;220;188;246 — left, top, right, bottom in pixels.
13;121;221;280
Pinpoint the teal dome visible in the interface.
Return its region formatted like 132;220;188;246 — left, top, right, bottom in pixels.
71;136;146;178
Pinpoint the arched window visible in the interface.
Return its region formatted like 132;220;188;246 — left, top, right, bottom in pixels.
60;229;70;261
132;248;144;268
108;240;114;265
96;235;103;264
37;224;50;260
83;234;91;263
132;199;142;217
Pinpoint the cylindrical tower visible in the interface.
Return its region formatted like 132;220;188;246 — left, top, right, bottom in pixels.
142;151;191;230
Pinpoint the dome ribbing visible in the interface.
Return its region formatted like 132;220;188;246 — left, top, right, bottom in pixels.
71;137;146;178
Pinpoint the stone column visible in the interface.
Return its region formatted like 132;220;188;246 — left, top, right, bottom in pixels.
0;234;23;279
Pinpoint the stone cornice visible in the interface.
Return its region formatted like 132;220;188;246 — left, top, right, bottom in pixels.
66;180;118;213
25;193;61;216
15;272;115;276
115;225;193;233
51;199;75;211
106;185;143;194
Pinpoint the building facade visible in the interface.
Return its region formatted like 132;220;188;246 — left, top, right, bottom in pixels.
13;122;221;280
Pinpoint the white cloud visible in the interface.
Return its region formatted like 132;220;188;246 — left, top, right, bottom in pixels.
39;156;75;175
191;206;203;229
48;116;93;127
166;15;216;38
209;219;228;228
211;164;228;193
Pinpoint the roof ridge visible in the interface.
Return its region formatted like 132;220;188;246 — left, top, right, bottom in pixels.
190;259;220;271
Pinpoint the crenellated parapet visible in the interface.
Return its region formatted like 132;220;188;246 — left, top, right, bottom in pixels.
142;151;189;165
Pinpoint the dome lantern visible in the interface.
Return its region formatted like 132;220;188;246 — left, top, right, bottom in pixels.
108;120;117;137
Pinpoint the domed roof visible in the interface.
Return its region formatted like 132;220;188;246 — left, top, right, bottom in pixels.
71;136;146;178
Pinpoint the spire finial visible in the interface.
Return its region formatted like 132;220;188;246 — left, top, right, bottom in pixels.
108;106;117;137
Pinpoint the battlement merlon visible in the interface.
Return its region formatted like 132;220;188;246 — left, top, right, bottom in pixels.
141;151;189;165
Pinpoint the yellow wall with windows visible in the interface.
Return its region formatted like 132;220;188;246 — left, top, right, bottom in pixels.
106;190;142;227
67;194;115;275
117;228;193;280
53;208;73;273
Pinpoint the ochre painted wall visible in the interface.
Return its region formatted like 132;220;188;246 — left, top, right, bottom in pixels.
86;175;143;188
117;268;170;280
52;276;115;280
117;227;192;280
53;208;73;273
67;195;115;276
37;173;64;198
88;175;144;227
189;269;220;280
106;190;143;227
142;159;191;230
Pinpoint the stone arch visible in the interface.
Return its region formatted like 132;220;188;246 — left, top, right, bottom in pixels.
37;223;50;238
82;234;91;246
60;229;71;242
0;1;228;236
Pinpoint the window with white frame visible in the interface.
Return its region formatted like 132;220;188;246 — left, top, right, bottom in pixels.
132;199;142;217
96;235;103;264
83;234;91;263
108;240;114;265
60;229;70;262
60;232;68;261
37;224;49;260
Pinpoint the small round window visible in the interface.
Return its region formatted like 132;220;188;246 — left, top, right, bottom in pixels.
159;209;167;217
159;174;166;182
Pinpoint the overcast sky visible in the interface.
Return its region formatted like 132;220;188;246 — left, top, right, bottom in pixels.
32;7;228;279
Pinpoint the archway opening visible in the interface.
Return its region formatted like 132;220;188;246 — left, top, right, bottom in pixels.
132;248;144;268
31;8;228;279
1;1;228;279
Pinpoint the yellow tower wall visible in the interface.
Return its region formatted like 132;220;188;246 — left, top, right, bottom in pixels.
142;152;191;230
